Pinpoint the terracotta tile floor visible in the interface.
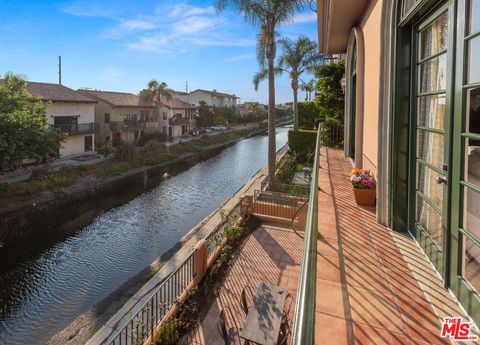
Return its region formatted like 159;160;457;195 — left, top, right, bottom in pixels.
184;148;479;345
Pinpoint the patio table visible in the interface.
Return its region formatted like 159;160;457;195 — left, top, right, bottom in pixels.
239;282;287;345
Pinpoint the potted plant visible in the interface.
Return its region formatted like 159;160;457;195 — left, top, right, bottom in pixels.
350;168;376;206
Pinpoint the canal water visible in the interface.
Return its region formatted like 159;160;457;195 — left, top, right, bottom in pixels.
0;127;289;345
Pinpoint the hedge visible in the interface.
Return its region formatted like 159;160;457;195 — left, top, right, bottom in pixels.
288;129;317;162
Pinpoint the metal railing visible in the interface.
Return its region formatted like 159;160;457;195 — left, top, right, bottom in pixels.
108;121;146;132
50;123;98;135
107;251;195;345
319;122;343;148
291;126;321;345
253;190;307;219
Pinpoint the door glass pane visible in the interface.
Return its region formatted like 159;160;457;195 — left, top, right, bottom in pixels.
466;139;480;187
417;163;444;209
419;55;447;93
467;36;480;84
468;0;480;35
467;88;480;135
417;130;444;167
464;237;480;293
417;196;444;247
418;94;446;129
420;11;449;59
465;187;480;236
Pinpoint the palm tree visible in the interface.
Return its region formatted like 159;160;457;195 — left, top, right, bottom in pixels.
215;0;307;184
254;36;321;131
139;80;173;109
300;79;316;101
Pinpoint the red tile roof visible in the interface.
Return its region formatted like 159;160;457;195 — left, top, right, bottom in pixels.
77;90;155;108
26;82;97;103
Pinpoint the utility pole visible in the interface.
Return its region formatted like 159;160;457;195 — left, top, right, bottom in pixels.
58;56;62;85
185;81;188;93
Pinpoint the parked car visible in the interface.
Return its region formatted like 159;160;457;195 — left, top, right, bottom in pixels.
210;125;227;131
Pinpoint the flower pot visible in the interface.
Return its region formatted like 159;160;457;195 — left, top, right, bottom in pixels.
353;188;376;206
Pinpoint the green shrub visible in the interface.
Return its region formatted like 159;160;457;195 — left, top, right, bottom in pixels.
97;162;131;177
97;145;114;157
0;183;8;193
288;129;317;162
276;152;296;184
154;318;179;345
114;142;136;161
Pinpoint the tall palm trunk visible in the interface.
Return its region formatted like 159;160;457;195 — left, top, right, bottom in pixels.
267;56;276;185
293;82;299;131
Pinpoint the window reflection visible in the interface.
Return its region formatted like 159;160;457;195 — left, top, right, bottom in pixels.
469;0;480;35
418;94;446;130
468;88;480;136
419;55;447;93
420;11;449;59
467;37;480;84
417;196;443;247
464;236;480;293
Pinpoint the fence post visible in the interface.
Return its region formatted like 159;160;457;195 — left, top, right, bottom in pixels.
241;195;254;218
193;239;208;286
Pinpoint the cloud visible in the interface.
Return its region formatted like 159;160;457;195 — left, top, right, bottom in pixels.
224;54;255;62
291;12;317;24
166;4;215;18
98;2;255;55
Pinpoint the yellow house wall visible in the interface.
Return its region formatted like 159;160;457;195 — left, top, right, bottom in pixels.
359;0;382;176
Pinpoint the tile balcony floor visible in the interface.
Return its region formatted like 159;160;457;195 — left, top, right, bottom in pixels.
183;148;479;345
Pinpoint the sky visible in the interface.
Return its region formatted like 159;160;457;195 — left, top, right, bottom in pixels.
0;0;319;104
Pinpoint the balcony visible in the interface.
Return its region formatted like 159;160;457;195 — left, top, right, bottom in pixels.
50;122;98;135
90;130;478;345
108;121;146;132
179;141;476;344
169;117;190;126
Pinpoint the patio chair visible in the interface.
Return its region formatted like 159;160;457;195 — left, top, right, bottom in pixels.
277;318;291;345
240;285;254;316
282;292;293;323
217;305;244;345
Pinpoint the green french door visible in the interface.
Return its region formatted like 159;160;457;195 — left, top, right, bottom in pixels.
412;4;453;277
449;0;480;323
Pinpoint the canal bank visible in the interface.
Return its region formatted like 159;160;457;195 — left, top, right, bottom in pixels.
0;127;289;345
0;125;268;256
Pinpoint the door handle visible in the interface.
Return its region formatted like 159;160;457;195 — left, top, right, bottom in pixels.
436;176;448;185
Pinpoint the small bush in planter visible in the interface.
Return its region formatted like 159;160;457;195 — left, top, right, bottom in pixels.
350;168;376;206
154;318;179;345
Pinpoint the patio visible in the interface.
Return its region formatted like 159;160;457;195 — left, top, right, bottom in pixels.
183;148;477;345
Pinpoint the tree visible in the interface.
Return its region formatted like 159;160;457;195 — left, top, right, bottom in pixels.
300;79;315;101
0;72;64;170
216;0;307;184
312;60;345;146
139;80;173;109
197;101;216;127
297;101;320;129
254;36;321;131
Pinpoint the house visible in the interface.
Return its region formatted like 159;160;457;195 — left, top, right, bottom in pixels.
77;90;156;146
158;98;197;139
318;0;480;323
26;82;97;158
176;89;238;108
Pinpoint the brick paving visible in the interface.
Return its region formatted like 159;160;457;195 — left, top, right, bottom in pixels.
184;148;478;345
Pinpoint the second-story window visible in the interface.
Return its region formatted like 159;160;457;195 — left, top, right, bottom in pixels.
163;112;167;120
104;113;110;123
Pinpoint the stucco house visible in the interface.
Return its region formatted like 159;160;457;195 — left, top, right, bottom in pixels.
77;90;156;146
176;89;238;108
158;98;197;139
26;82;97;158
318;0;480;322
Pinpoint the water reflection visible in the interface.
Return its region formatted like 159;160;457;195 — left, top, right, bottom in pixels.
0;128;289;345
